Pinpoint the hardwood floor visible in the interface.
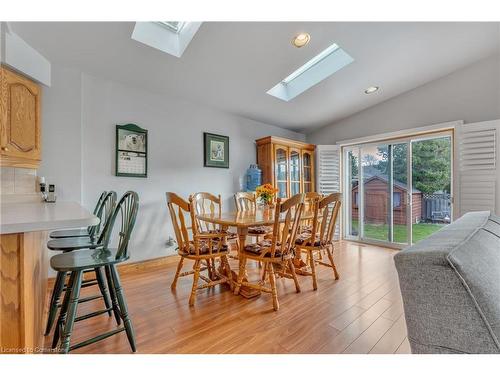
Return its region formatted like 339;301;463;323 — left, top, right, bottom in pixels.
43;241;410;354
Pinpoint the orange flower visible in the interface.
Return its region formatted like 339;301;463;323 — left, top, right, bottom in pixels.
256;184;278;204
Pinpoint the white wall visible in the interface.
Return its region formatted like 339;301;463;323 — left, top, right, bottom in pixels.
0;22;51;86
38;65;82;202
41;67;305;267
307;54;500;144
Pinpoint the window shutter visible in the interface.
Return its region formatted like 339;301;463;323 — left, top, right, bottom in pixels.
316;145;340;195
316;145;341;239
457;120;500;216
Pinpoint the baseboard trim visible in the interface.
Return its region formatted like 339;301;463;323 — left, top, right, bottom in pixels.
47;255;179;287
118;255;179;274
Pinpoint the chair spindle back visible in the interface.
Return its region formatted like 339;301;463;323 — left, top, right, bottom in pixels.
265;193;304;258
234;192;257;212
102;191;139;260
303;192;322;227
88;191;107;234
192;192;222;233
92;191;117;239
166;192;192;254
317;193;342;245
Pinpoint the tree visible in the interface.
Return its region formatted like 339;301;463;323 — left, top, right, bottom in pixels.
412;138;451;194
362;153;378;166
348;151;359;189
349;152;358;176
375;138;451;194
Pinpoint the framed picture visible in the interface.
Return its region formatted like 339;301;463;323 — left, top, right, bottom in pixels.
204;132;229;168
116;123;148;178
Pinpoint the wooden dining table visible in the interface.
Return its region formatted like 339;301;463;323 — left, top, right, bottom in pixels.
196;208;314;298
196;208;314;251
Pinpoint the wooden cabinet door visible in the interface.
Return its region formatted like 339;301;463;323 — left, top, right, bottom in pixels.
274;144;289;199
0;67;41;165
302;150;315;193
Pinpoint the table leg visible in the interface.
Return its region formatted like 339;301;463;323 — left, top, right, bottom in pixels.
237;227;248;254
233;227;249;296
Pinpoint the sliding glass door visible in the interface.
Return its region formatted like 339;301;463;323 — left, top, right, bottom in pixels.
410;135;452;244
343;132;452;247
361;144;391;242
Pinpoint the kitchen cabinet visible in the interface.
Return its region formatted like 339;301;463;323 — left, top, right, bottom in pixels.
0;66;41;169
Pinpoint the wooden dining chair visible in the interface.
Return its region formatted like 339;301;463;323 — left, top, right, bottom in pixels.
234;191;272;240
192;192;238;275
295;193;342;290
301;192;323;233
166;193;233;306
192;192;238;240
234;193;305;311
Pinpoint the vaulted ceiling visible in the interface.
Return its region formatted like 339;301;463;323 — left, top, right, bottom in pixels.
10;22;500;133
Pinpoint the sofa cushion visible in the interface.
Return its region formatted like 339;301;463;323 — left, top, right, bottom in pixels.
447;226;500;349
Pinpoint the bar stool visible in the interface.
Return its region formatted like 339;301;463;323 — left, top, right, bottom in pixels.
49;191;107;239
50;191;139;353
44;191;117;335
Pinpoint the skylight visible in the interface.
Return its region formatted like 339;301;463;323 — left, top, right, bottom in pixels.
155;22;186;34
267;43;354;102
131;22;202;58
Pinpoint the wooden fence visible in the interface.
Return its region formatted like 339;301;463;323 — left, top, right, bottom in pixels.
422;193;451;222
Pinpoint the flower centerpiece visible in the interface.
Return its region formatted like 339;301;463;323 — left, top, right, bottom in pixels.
255;183;278;208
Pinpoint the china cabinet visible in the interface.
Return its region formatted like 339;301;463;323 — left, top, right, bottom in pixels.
255;136;316;199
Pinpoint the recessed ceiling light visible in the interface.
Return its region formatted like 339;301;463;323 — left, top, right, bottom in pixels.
364;86;379;94
292;33;310;48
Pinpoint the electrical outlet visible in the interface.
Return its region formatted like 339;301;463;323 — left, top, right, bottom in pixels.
166;236;176;247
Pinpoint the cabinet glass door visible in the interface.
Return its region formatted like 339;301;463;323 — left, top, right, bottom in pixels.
302;151;313;193
275;146;288;198
290;149;301;196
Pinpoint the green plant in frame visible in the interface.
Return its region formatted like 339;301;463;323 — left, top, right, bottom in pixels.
204;132;229;168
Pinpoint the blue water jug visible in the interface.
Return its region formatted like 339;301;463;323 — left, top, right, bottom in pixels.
246;164;262;192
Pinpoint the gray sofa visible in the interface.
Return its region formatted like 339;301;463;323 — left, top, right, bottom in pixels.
394;211;500;354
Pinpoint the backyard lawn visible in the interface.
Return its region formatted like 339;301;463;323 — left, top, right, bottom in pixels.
350;220;445;244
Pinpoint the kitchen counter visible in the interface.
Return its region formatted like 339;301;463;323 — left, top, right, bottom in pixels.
0;201;99;353
0;201;99;234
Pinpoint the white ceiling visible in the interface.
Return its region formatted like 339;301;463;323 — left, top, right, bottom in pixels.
9;22;500;133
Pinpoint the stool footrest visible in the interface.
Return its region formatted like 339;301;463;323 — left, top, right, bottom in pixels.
56;294;103;308
78;294;104;304
75;308;113;322
69;327;126;352
61;279;98;292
